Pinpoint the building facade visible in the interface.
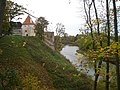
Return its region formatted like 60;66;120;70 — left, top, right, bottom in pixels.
22;15;36;36
12;22;22;35
44;32;55;50
12;15;55;50
44;32;54;43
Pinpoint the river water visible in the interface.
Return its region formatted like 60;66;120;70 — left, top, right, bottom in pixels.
60;45;94;77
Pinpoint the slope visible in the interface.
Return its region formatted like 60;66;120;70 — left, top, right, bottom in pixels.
0;36;92;90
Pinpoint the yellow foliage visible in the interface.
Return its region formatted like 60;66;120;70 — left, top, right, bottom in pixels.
100;48;104;52
84;24;87;27
93;19;101;25
22;74;48;90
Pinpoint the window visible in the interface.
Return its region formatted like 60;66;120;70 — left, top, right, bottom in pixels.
18;29;21;32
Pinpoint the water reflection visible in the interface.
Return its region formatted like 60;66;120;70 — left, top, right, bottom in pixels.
60;45;79;63
60;45;94;77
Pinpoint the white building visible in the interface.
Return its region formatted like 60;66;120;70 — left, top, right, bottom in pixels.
22;15;36;36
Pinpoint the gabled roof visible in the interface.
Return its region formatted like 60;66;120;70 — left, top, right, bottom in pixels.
23;15;34;25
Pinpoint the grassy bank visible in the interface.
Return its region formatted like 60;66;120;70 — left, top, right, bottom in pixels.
0;36;92;90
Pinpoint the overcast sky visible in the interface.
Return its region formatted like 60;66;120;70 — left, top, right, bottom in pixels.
12;0;85;36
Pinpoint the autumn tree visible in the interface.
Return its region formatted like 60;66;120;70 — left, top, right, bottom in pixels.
106;0;111;89
92;0;104;89
112;0;120;89
82;0;115;90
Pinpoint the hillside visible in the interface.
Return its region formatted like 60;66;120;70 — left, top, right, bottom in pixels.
0;36;92;90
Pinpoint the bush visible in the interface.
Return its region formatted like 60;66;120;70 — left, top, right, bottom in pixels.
0;69;20;90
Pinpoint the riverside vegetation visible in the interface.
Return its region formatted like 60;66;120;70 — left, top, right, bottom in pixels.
0;35;93;90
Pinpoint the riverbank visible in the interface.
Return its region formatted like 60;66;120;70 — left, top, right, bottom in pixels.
0;36;93;90
60;45;94;77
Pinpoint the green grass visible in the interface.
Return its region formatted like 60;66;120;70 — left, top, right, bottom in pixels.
0;35;93;90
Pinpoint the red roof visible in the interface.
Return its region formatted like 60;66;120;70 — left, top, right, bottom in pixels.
23;15;34;25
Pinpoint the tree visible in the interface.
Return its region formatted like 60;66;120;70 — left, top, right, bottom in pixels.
6;0;26;21
2;0;26;34
106;0;110;89
83;1;99;89
112;0;120;89
92;2;104;90
82;0;115;90
35;17;49;40
77;0;120;89
55;23;65;50
56;23;65;37
0;0;6;35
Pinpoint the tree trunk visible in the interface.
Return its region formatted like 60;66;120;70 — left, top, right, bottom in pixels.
92;0;104;90
106;0;110;89
92;1;99;90
83;1;98;89
0;0;6;35
88;2;94;49
112;0;120;90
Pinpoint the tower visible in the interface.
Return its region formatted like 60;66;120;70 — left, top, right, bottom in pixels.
22;15;35;36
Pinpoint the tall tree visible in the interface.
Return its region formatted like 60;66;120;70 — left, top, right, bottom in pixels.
106;0;110;89
0;0;6;35
35;17;49;40
55;23;65;50
5;0;26;21
56;23;65;37
3;0;26;34
83;1;99;89
92;0;104;89
83;0;94;49
112;0;120;89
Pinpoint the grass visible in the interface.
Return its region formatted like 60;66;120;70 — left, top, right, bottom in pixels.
0;35;93;90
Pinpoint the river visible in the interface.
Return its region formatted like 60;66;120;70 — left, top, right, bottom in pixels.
60;45;94;77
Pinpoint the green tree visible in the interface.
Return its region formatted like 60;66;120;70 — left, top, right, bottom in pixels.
35;17;49;40
2;0;26;35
